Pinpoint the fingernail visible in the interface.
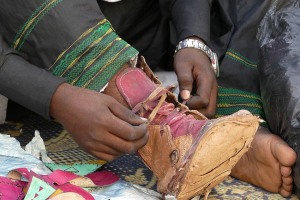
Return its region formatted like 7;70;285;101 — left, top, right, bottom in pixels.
140;117;147;121
180;90;191;100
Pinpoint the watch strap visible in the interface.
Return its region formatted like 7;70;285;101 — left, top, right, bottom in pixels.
175;38;219;77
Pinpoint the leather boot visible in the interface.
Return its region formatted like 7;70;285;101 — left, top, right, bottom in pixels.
104;57;259;200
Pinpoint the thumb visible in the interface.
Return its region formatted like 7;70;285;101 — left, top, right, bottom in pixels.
176;68;193;101
109;99;147;125
180;89;191;101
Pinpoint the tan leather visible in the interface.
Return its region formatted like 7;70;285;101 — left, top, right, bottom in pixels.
104;56;259;200
135;62;259;199
138;125;178;192
137;86;259;199
170;110;259;199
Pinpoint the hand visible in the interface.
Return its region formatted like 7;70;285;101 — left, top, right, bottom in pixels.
174;40;218;118
50;83;148;161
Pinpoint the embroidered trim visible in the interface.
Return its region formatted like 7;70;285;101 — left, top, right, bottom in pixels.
225;49;257;70
50;19;138;91
12;0;63;50
216;86;268;127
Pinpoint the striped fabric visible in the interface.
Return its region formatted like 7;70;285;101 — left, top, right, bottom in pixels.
225;49;257;70
216;86;268;127
12;1;138;91
12;0;63;51
48;19;138;91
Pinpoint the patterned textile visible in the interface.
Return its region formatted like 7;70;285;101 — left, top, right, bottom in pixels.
0;106;297;199
216;86;268;127
48;19;138;90
0;1;295;198
12;0;64;51
3;0;138;92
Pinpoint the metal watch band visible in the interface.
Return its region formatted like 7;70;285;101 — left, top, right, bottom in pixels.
174;38;219;77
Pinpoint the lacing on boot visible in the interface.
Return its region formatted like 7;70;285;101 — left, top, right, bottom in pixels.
132;86;207;139
114;62;260;200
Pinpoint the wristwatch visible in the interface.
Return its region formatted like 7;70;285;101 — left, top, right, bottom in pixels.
175;38;219;77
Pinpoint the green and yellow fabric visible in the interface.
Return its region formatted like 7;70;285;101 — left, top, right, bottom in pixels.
1;0;138;92
215;47;268;127
216;86;268;127
0;0;287;199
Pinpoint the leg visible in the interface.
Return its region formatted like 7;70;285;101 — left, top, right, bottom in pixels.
231;127;297;197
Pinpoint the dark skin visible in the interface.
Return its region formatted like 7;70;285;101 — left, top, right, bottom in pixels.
50;83;148;161
49;37;217;162
49;37;297;197
173;37;218;118
173;37;297;197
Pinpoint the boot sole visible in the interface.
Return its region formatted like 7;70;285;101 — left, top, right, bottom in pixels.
172;111;259;200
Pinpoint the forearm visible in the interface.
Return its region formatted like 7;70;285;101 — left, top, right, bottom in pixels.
0;1;138;119
0;37;65;119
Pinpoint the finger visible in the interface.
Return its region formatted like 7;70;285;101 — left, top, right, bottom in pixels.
180;90;191;101
92;129;149;155
88;143;122;157
106;114;148;141
107;99;148;140
74;133;124;160
90;150;119;162
109;99;147;125
104;99;148;141
114;129;149;153
186;72;214;109
202;80;218;118
175;63;193;100
188;79;217;118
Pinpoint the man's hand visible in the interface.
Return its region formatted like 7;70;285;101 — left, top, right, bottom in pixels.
50;83;148;161
174;41;218;118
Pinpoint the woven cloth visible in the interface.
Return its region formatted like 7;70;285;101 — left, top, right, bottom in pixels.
0;100;297;199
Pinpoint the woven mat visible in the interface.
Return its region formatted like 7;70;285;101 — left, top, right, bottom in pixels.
0;113;298;199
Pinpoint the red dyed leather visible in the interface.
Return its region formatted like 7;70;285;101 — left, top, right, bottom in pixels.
116;68;206;139
116;67;157;108
11;168;119;199
86;171;119;186
114;63;259;199
0;177;26;200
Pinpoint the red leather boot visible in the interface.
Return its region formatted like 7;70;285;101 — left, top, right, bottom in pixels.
105;57;259;200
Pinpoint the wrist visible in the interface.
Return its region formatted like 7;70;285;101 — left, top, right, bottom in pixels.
174;38;219;77
50;83;74;120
